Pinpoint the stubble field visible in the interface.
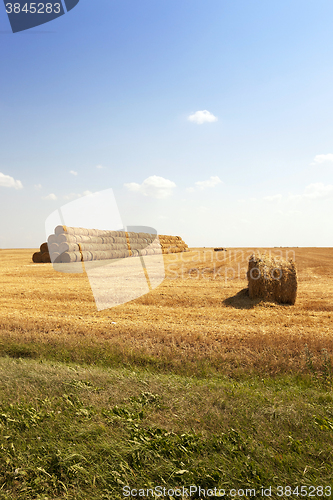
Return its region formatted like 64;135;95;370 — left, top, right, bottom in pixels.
0;247;332;376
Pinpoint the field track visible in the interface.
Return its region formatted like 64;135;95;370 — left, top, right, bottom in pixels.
1;247;332;375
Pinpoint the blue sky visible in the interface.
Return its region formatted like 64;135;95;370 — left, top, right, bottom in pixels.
1;0;333;248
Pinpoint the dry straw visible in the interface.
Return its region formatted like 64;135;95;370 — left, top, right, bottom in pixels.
41;252;51;263
247;252;297;305
33;227;189;263
32;252;43;263
40;242;49;254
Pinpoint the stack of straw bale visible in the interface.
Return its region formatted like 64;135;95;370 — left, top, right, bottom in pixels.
32;226;189;264
157;235;188;254
247;253;297;305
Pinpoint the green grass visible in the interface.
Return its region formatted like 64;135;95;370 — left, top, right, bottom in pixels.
0;355;333;499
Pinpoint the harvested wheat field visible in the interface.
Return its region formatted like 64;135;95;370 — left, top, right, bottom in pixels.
0;247;332;375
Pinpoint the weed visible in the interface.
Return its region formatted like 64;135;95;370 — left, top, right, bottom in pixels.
304;344;314;373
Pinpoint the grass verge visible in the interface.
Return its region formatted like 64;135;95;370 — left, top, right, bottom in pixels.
0;356;333;499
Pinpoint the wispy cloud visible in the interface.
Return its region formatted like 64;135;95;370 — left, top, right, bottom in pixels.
263;194;282;202
70;170;78;176
310;154;333;165
0;172;23;190
195;176;222;190
275;209;302;216
63;190;93;200
198;206;209;213
34;184;42;190
290;182;333;200
124;175;176;199
42;193;57;201
188;110;218;124
96;165;105;169
242;184;333;204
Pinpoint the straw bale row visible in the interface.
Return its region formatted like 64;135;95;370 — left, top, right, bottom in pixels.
33;226;189;264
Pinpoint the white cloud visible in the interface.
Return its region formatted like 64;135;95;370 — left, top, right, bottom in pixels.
34;184;42;190
263;194;282;202
124;183;141;193
63;193;80;200
0;172;23;190
124;175;176;199
42;193;57;200
96;165;104;169
303;182;333;199
63;190;93;200
70;170;78;176
311;154;333;165
195;176;222;190
188;110;218;125
275;210;302;216
198;206;209;213
289;182;333;201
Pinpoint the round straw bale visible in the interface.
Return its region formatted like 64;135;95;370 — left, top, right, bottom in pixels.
55;225;66;235
92;250;114;260
47;234;57;245
48;242;59;254
41;252;51;263
108;251;119;259
247;253;297;305
56;234;76;244
107;250;119;259
32;252;43;263
61;252;78;263
59;242;79;253
132;243;146;250
54;226;86;236
40;242;48;253
51;251;60;262
83;243;106;252
113;236;125;244
101;236;114;244
115;249;126;258
96;250;116;260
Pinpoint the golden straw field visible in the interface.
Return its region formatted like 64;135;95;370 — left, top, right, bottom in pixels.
1;247;332;375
